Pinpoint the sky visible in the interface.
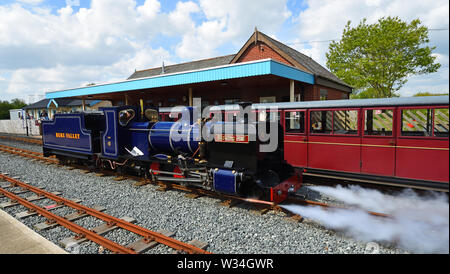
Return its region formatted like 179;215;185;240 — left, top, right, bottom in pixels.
0;0;448;103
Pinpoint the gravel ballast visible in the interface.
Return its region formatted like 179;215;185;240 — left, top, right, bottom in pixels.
0;140;408;254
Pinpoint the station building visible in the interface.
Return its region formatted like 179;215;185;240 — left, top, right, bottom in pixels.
23;98;111;119
45;29;352;109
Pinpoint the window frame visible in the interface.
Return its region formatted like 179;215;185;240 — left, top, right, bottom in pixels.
433;107;449;138
284;109;307;135
254;109;281;124
118;109;135;127
332;108;360;136
362;107;396;138
398;106;449;139
309;108;334;136
309;108;360;136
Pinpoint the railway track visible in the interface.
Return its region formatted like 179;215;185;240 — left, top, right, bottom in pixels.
0;142;390;220
0;144;56;163
0;173;211;254
0;135;42;145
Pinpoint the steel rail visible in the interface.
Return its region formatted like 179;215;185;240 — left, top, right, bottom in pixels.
0;135;42;145
0;183;136;254
0;144;43;156
0;145;58;164
0;173;211;254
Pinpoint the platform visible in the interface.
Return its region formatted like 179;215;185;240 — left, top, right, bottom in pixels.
0;209;67;254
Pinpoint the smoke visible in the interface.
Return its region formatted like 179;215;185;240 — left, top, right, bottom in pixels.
282;185;449;254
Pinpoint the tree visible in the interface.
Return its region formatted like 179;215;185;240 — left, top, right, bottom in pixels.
413;92;449;97
350;88;400;99
0;99;27;119
326;16;441;98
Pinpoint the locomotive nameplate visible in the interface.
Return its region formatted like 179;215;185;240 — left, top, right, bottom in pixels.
214;134;249;143
55;132;80;139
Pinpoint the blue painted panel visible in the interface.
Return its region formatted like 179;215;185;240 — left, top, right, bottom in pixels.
270;61;315;84
213;169;237;194
128;121;151;157
42;114;92;154
45;60;310;99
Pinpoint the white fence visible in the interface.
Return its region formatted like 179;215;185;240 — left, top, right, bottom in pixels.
0;119;41;136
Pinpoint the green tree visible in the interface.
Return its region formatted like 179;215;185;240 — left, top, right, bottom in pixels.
413;92;449;97
350;88;400;99
326;16;441;98
0;99;27;119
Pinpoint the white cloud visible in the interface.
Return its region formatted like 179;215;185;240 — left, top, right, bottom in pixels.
5;44;171;97
0;0;200;100
16;0;44;4
175;0;292;60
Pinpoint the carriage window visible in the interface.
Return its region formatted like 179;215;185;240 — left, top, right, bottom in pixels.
401;108;432;137
364;109;393;136
310;110;332;134
259;111;280;122
285;111;305;133
118;109;135;126
434;108;449;137
333;110;358;134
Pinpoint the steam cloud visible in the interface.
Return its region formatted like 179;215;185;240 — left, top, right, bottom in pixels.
282;185;449;254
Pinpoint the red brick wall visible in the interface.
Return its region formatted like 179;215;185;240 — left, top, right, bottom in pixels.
304;85;349;101
304;85;317;101
235;42;349;101
237;41;293;66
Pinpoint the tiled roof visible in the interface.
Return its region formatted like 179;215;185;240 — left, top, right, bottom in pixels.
127;54;236;80
258;32;351;88
126;30;351;90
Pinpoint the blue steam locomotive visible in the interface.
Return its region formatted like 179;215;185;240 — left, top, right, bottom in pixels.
42;104;301;203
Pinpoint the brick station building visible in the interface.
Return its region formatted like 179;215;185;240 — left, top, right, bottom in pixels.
45;29;352;108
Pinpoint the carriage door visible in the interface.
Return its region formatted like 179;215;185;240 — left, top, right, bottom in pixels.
283;110;307;167
361;108;396;176
396;107;449;182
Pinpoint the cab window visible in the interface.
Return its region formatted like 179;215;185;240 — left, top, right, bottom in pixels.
118;109;135;126
144;109;159;122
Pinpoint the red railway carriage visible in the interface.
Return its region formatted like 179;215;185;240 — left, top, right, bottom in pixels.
255;96;449;192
